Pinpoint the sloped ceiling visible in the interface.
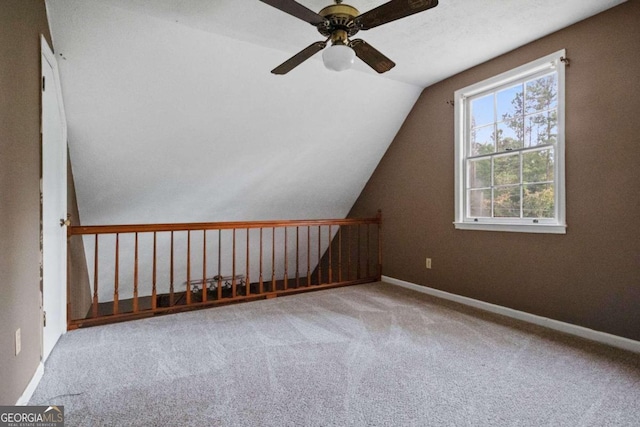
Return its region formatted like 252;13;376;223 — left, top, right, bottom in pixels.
45;0;625;226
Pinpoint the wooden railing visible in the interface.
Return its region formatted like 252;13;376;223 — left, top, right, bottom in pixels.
67;213;382;329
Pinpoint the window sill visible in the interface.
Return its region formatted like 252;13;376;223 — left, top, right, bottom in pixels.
453;222;566;234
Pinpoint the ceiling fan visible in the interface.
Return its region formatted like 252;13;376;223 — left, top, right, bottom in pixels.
259;0;439;75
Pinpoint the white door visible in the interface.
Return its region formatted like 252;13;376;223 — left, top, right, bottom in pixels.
41;36;67;361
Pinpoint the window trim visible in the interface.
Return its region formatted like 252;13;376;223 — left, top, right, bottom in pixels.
454;50;567;234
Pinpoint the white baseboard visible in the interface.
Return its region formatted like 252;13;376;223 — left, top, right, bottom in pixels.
382;275;640;354
15;362;44;405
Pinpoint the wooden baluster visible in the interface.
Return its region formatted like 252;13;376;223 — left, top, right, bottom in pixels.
366;224;371;278
186;231;191;305
232;229;237;298
114;234;119;314
338;226;342;282
377;210;382;280
284;227;288;290
152;232;157;310
202;230;207;303
259;228;264;294
217;230;222;300
133;232;139;312
357;225;361;279
170;231;174;306
92;235;99;318
271;227;276;292
295;227;300;288
347;226;352;281
317;226;322;285
306;226;311;286
328;225;332;284
246;229;250;296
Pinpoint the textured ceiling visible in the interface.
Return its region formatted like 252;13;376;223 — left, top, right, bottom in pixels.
92;0;626;87
45;0;626;227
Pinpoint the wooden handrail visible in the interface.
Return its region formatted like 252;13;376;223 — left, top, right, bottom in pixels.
67;213;382;329
68;217;381;236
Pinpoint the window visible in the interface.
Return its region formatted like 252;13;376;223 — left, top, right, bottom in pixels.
454;50;566;234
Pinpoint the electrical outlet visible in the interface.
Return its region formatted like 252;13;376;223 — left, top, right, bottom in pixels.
15;328;21;356
426;258;432;269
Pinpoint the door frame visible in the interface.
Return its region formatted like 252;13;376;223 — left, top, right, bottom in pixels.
41;34;68;361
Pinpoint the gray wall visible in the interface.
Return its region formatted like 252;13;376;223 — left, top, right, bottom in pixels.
0;0;52;405
350;0;640;341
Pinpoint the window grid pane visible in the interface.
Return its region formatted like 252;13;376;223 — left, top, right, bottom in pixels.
493;153;520;186
468;189;492;217
523;148;554;184
523;183;555;218
493;186;521;218
467;158;492;189
471;124;495;156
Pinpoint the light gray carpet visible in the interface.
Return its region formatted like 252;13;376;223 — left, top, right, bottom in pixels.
30;282;640;426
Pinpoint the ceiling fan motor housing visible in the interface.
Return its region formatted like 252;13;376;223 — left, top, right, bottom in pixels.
317;3;361;44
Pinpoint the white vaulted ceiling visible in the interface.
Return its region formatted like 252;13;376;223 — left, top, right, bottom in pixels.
45;0;625;226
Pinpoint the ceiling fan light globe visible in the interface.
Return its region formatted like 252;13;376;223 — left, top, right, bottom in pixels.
322;44;355;72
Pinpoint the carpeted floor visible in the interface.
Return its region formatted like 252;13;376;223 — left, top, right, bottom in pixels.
30;282;640;426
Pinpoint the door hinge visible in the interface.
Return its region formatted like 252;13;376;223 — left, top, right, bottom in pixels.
43;311;47;327
42;76;46;91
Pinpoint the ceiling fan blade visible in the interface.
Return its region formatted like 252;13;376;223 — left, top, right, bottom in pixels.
350;39;396;74
259;0;326;26
355;0;438;30
271;41;327;75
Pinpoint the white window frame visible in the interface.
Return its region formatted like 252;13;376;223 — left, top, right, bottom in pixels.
454;50;567;234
